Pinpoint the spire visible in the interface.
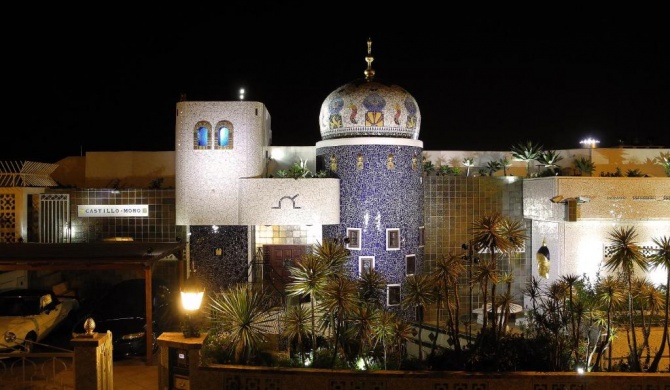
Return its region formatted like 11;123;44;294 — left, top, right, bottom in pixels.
364;37;375;81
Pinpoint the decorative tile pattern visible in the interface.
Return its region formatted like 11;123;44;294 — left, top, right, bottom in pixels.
319;79;421;140
190;225;250;293
317;141;423;317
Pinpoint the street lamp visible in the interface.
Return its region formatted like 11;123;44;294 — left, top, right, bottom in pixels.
580;138;600;149
181;264;205;338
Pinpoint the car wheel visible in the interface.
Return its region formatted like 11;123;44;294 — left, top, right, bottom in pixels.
23;332;37;353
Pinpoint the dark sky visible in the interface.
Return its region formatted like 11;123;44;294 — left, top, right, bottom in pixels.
5;6;669;163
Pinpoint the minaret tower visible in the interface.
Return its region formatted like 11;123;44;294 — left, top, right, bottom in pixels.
316;39;423;314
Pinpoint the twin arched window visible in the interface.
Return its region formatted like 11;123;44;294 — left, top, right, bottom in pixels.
193;120;234;150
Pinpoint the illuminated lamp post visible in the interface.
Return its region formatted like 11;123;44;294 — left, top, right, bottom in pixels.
181;262;205;338
580;138;600;166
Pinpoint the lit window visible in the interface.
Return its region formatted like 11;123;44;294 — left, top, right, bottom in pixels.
193;121;212;149
214;120;234;149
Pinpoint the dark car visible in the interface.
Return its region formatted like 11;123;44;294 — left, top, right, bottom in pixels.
72;279;177;358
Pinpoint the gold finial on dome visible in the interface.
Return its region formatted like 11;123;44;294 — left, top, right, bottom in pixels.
364;37;375;81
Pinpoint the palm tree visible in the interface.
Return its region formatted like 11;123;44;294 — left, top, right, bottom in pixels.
462;157;475;177
592;275;625;371
320;275;358;364
357;267;387;308
574;156;596;176
208;283;275;364
635;278;663;368
486;160;502;176
511;140;543;177
499;157;512;176
401;273;436;361
648;235;670;372
470;259;497;332
391;317;415;368
282;304;312;364
286;239;350;359
560;273;581;361
430;254;465;355
285;254;331;357
603;226;649;371
370;309;397;369
471;213;527;336
537;150;564;175
349;304;381;369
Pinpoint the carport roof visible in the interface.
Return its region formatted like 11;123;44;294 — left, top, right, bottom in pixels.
0;242;184;271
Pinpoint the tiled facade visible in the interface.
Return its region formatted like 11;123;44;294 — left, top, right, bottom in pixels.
423;176;527;320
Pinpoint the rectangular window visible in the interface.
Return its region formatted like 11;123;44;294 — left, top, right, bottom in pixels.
405;254;416;275
386;228;400;250
359;256;375;275
387;284;401;306
346;228;361;250
418;226;425;247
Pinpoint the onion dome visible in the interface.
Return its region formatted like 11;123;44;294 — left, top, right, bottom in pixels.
319;38;421;140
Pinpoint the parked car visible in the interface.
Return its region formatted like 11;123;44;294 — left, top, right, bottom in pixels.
0;289;80;352
72;279;177;358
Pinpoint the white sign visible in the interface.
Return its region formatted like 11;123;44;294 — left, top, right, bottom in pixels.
77;205;149;217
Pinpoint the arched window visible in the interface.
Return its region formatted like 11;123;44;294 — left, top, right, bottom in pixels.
214;120;234;150
193;121;212;150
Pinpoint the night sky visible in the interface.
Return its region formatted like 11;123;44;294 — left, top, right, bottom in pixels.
5;6;668;163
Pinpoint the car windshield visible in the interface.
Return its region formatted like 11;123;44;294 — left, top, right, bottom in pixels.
0;295;42;316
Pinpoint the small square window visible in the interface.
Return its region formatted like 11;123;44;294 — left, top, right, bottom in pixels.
346;228;361;250
359;256;375;275
386;228;400;251
405;254;416;275
387;284;401;306
418;226;425;247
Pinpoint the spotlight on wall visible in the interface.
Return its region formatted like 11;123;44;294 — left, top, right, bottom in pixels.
576;196;590;203
239;88;245;100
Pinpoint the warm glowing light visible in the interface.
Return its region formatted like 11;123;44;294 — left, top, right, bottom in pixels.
580;138;600;148
181;290;205;311
239;88;245;100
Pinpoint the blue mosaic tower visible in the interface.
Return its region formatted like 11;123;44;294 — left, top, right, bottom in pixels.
316;39;424;309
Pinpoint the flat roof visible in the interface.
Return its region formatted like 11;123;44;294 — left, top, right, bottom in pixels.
0;242;184;271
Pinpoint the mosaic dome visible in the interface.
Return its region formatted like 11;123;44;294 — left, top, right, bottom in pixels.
318;40;421;141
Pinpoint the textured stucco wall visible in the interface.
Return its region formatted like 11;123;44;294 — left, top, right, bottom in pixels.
238;178;340;225
175;101;270;225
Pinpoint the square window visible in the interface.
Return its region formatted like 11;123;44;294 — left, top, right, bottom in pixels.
359;256;375;275
346;228;361;250
387;284;401;306
386;228;400;251
405;254;416;275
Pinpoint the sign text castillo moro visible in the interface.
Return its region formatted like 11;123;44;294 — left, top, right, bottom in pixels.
77;205;149;217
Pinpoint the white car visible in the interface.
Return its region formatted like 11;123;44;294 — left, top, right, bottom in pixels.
0;289;79;352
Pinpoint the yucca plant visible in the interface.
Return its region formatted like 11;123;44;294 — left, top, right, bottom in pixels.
208;283;276;364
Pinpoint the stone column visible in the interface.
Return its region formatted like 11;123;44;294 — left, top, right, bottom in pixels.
71;330;113;390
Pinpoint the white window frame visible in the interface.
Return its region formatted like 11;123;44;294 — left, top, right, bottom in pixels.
359;256;375;275
346;228;362;250
418;226;425;247
387;284;401;306
386;228;400;251
405;254;416;276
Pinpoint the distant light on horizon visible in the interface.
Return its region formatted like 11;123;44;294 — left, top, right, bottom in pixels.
239;88;245;100
580;138;600;148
